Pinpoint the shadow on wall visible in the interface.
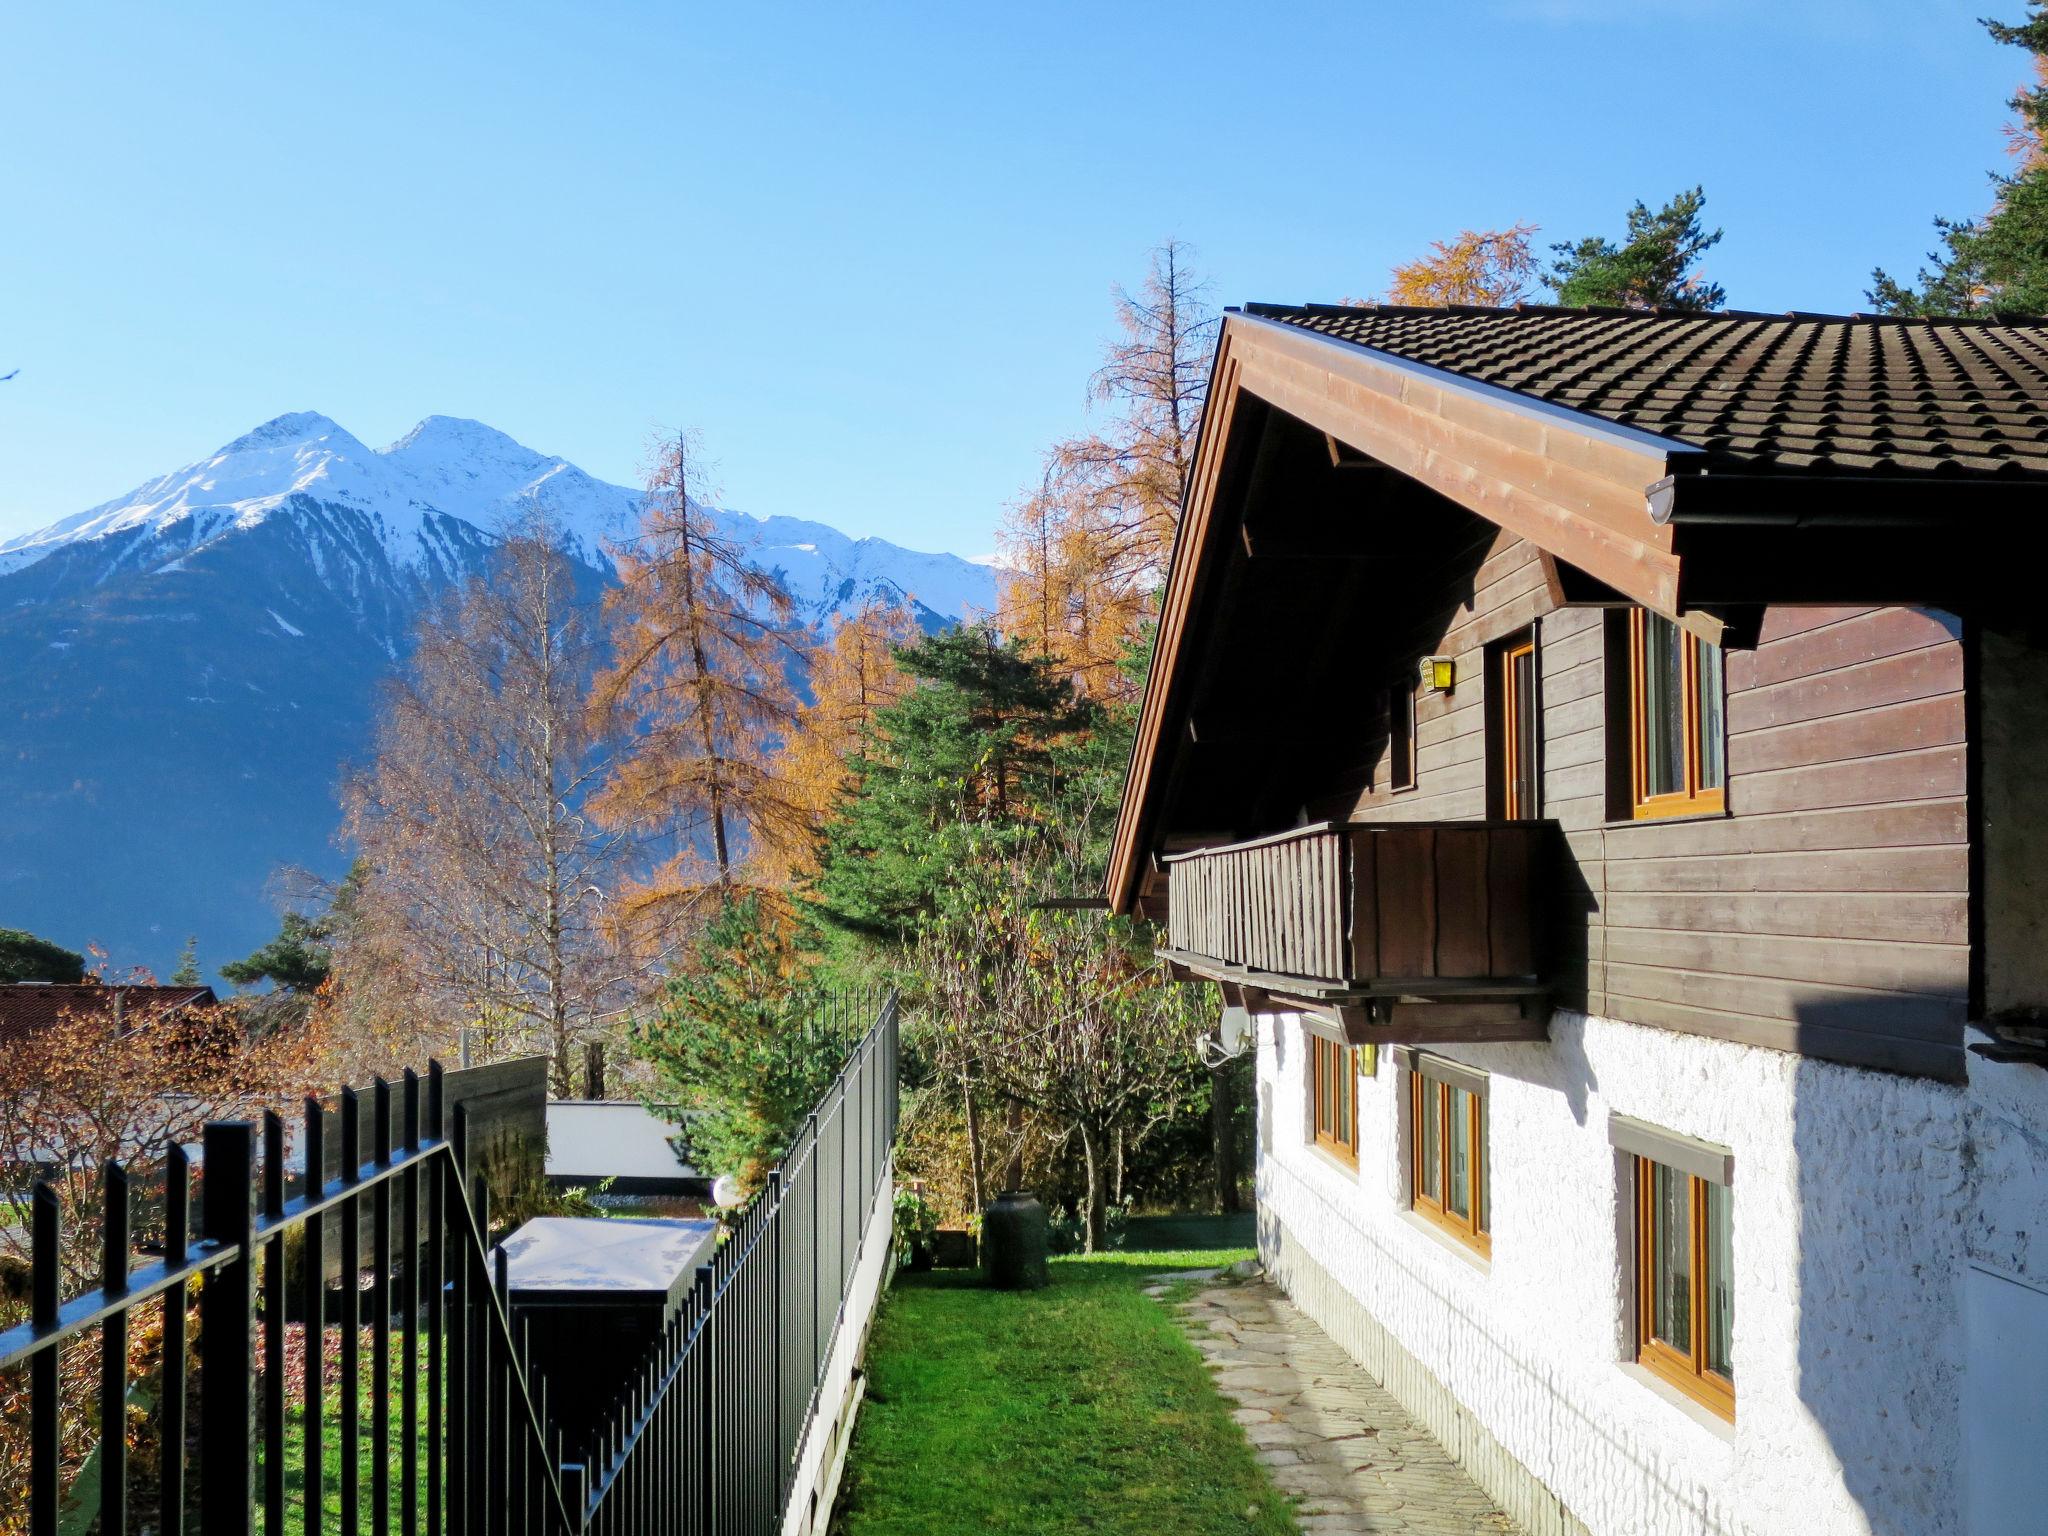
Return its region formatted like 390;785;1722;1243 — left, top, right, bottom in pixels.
1788;993;2006;1536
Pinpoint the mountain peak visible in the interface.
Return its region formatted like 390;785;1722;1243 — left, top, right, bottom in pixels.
388;415;530;459
217;411;352;456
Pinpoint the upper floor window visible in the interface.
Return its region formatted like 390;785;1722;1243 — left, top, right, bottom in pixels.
1386;673;1417;792
1492;628;1540;820
1408;1052;1489;1254
1628;610;1725;819
1310;1033;1359;1165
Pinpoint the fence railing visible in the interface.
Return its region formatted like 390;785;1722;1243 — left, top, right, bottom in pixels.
577;990;900;1535
0;1063;575;1536
0;992;900;1536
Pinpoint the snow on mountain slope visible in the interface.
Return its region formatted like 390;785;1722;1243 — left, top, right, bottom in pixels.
0;411;997;626
0;411;995;981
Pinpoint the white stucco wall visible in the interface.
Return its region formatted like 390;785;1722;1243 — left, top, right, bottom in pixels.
1254;1007;2033;1536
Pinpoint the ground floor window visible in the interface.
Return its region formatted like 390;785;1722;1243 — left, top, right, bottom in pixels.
1310;1033;1359;1164
1408;1055;1488;1253
1635;1154;1735;1418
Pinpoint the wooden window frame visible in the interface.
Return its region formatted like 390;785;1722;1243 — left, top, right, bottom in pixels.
1386;672;1417;792
1634;1155;1735;1420
1310;1033;1359;1165
1495;628;1540;820
1408;1059;1489;1255
1627;609;1726;821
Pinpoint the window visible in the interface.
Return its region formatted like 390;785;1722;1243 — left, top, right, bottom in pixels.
1310;1033;1359;1164
1386;673;1417;791
1493;629;1540;820
1627;609;1725;819
1408;1055;1488;1253
1634;1153;1735;1418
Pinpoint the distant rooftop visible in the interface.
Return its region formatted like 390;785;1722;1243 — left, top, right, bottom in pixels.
0;982;217;1046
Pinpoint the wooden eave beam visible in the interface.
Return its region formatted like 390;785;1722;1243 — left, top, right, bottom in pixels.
1227;313;1691;615
1108;311;1696;914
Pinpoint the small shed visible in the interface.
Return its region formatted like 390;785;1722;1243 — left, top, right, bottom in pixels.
496;1215;719;1461
544;1101;707;1198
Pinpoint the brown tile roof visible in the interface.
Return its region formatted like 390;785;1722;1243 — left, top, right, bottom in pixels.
0;984;217;1046
1242;303;2048;481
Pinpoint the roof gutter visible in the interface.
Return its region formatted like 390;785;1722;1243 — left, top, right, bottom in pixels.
1649;468;2036;528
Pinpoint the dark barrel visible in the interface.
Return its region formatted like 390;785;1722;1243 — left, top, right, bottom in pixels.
981;1190;1050;1290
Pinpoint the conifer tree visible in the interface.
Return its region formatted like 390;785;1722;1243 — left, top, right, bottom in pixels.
590;433;810;938
170;935;202;986
1385;224;1540;307
812;624;1098;941
759;598;920;885
1872;9;2048;316
1547;188;1725;310
998;241;1216;702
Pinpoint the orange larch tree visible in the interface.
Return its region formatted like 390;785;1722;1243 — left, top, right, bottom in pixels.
758;596;920;884
588;433;810;947
998;240;1215;703
1384;223;1541;308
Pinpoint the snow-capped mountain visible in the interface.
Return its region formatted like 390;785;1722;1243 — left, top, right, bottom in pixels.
0;411;994;629
0;412;995;980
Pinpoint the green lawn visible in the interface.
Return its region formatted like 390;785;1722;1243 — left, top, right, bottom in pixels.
833;1239;1297;1536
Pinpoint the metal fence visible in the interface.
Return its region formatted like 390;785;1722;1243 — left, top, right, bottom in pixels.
0;992;900;1536
578;990;900;1535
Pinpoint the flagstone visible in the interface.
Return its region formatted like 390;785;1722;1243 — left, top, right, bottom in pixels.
1155;1270;1522;1534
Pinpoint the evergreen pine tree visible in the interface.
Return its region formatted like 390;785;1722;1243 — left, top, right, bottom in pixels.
812;624;1099;940
0;927;86;984
170;935;202;986
1547;188;1725;310
1872;9;2048;316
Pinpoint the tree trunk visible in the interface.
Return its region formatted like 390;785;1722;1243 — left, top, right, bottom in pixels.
962;1078;987;1216
1077;1120;1108;1255
1210;1057;1241;1213
1112;1124;1125;1206
1002;1098;1025;1191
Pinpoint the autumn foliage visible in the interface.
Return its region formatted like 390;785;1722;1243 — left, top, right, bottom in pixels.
589;433;812;941
1386;223;1541;308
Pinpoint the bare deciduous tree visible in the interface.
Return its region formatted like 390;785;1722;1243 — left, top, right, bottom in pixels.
341;521;636;1095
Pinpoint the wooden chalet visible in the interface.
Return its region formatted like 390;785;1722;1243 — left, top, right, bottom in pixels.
1109;303;2048;1083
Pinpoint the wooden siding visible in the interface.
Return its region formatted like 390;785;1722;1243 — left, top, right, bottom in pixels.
1318;528;1969;1080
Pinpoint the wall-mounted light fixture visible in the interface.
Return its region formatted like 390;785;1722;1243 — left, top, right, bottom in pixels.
1422;655;1455;693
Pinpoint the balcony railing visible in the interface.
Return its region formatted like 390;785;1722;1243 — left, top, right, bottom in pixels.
1161;820;1547;1008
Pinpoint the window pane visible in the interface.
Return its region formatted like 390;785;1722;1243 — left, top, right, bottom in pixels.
1316;1040;1333;1137
1640;614;1686;799
1705;1180;1733;1380
1389;681;1415;789
1336;1048;1353;1146
1420;1081;1441;1201
1650;1162;1692;1351
1510;646;1539;819
1696;638;1726;791
1447;1086;1471;1219
1475;1096;1489;1233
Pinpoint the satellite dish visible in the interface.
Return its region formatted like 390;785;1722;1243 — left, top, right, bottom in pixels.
1219;1003;1252;1055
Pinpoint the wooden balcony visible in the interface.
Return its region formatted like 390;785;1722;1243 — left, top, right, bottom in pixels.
1160;820;1550;1045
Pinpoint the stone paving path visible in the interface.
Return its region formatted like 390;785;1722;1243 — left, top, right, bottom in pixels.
1148;1265;1520;1536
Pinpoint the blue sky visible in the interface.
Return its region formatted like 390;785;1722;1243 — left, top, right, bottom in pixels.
0;0;2019;555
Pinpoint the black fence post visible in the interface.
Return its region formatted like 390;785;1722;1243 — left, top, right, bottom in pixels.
99;1159;131;1536
200;1120;257;1536
30;1184;58;1536
161;1148;189;1536
261;1111;286;1536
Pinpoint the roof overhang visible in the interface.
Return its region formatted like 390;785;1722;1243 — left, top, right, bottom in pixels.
1106;311;1708;915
